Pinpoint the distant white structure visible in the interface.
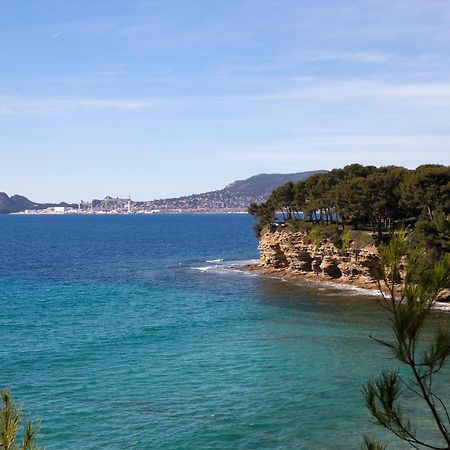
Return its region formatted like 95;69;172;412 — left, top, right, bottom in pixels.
53;206;70;214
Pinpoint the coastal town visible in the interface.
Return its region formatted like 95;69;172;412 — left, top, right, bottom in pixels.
14;191;267;214
4;172;319;215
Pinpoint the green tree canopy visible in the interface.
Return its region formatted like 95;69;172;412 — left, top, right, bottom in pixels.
401;164;450;220
249;163;449;243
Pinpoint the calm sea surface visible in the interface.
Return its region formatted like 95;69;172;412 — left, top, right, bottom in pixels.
0;214;448;449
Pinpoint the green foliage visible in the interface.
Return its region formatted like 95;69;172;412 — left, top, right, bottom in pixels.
340;230;351;254
363;371;415;438
287;219;312;233
340;230;375;258
313;224;342;246
300;224;342;248
365;166;409;239
401;165;450;220
414;213;450;259
362;233;450;449
361;436;387;450
249;164;449;250
284;219;375;257
307;228;321;249
350;231;375;250
293;181;307;213
335;176;369;229
267;182;295;220
248;202;276;237
0;390;41;450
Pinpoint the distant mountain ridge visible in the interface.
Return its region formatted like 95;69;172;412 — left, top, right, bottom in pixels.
0;192;75;214
224;171;326;196
142;170;327;211
0;192;38;214
0;170;326;213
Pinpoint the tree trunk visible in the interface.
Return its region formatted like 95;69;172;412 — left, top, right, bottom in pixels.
377;220;382;243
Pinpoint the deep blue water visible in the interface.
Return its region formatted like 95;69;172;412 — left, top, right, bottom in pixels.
0;214;447;449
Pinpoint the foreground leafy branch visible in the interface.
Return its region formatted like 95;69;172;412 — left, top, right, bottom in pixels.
0;390;41;450
362;232;450;450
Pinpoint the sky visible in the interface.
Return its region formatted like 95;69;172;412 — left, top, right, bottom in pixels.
1;0;450;202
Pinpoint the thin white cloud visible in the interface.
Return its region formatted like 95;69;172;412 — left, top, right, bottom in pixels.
2;80;450;114
227;134;450;155
223;134;450;168
51;30;66;39
298;51;394;64
256;80;450;108
49;18;120;36
0;97;157;114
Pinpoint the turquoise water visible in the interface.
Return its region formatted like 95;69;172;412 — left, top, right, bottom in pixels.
0;215;447;449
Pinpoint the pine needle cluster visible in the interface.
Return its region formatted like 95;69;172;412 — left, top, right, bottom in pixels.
362;232;450;449
0;390;41;450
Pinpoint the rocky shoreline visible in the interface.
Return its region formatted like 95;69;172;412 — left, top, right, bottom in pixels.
255;226;380;286
242;225;449;303
238;262;380;292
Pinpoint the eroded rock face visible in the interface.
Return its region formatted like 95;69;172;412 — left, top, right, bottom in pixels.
437;289;450;302
264;243;288;268
320;257;342;278
258;226;379;287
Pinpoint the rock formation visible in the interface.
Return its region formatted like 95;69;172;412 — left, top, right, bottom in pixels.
257;225;380;289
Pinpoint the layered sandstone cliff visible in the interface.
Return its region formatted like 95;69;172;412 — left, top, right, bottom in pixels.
249;225;450;302
256;225;380;289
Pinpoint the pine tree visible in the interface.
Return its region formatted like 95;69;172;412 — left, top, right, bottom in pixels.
0;390;41;450
362;232;450;449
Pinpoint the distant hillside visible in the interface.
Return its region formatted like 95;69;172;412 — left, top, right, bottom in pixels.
0;192;75;214
1;170;326;214
142;170;326;212
225;171;326;196
0;193;37;214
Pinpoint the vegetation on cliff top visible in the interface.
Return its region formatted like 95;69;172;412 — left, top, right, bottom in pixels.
249;163;450;258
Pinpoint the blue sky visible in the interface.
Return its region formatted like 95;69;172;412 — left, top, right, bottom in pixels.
1;0;450;202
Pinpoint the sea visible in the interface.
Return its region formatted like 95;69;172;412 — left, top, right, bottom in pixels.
0;214;448;449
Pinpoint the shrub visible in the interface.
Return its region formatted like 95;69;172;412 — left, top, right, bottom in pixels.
340;230;351;254
314;224;342;246
287;219;312;233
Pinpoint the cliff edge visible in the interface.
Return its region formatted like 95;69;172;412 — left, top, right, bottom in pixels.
255;225;380;289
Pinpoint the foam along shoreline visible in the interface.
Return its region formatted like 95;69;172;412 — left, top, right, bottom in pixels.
233;262;450;309
191;259;450;309
233;262;380;295
191;258;259;273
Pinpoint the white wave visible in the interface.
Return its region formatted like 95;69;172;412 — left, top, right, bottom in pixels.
192;266;215;272
245;269;381;297
318;282;381;297
191;259;260;277
434;302;450;311
192;261;256;275
228;259;259;266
